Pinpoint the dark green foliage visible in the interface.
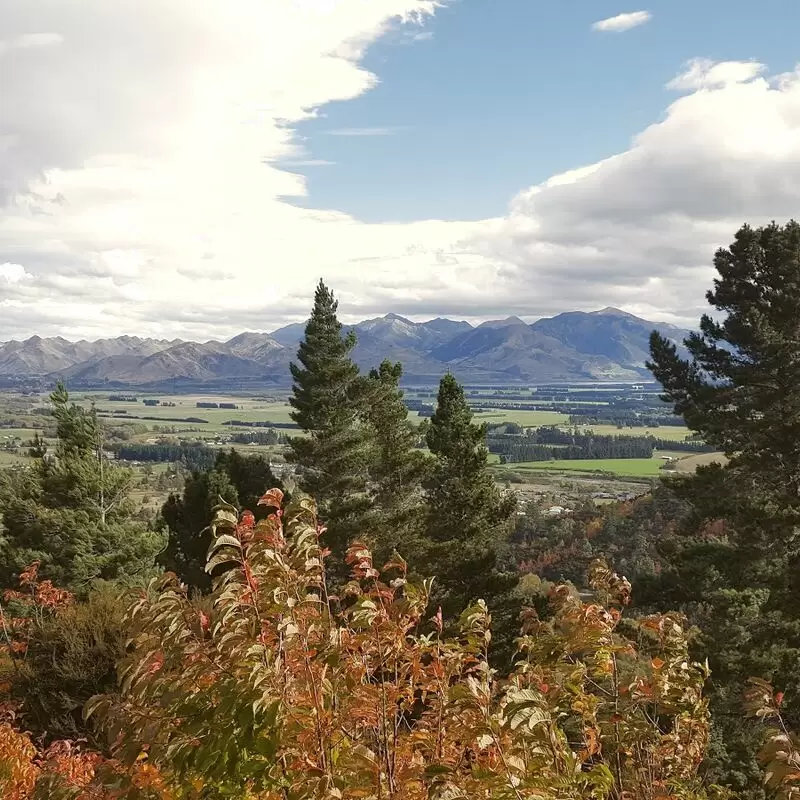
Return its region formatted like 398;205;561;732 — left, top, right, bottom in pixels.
422;374;518;651
361;360;431;560
158;449;280;593
9;588;127;745
649;220;800;535
486;426;709;463
0;384;164;592
288;280;372;558
646;220;800;798
114;441;217;471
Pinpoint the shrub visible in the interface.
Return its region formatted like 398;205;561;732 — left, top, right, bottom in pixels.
81;489;721;799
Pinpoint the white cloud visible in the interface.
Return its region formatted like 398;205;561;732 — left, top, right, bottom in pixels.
0;32;63;55
3;1;800;342
668;58;766;90
592;11;651;33
0;263;31;283
473;60;800;324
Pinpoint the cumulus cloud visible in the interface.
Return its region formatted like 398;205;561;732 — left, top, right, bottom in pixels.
0;263;30;283
592;11;651;33
3;1;800;342
667;58;766;90
472;60;800;324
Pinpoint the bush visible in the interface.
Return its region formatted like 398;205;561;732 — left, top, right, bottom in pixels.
7;584;127;745
82;489;722;799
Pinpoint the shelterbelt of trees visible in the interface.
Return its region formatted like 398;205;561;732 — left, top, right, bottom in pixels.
485;425;712;463
0;221;800;797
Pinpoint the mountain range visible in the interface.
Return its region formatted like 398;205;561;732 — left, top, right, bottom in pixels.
0;308;689;388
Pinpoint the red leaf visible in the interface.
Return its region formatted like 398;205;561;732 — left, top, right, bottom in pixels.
257;488;284;508
239;510;255;529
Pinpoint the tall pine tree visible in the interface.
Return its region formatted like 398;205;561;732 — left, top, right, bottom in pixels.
361;360;431;561
649;220;800;552
647;220;800;797
422;374;518;627
288;280;371;558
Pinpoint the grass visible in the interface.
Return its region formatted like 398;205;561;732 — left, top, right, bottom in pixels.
0;428;41;439
505;458;667;478
472;409;571;426
0;451;31;466
70;394;299;433
575;423;694;442
467;409;694;442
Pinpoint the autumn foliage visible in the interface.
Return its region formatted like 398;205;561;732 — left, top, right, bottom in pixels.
0;488;795;797
0;564;158;799
35;487;720;799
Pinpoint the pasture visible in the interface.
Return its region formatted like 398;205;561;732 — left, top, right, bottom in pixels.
505;458;667;478
69;393;299;435
472;409;571;426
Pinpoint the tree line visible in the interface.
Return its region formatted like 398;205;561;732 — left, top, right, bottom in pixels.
113;441;218;471
486;425;712;463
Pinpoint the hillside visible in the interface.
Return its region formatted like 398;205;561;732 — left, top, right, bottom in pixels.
0;308;690;388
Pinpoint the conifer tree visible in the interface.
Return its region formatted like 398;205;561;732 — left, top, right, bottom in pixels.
288;280;371;558
422;373;517;624
0;384;163;592
158;450;280;593
647;220;800;797
361;360;431;559
650;220;800;539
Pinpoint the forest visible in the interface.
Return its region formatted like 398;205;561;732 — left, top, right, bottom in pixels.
0;221;799;798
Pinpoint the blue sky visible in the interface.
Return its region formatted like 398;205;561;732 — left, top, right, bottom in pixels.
288;0;800;222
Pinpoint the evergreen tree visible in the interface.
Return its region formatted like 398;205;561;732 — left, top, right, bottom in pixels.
288;280;371;558
0;384;164;592
158;450;280;593
422;374;518;639
649;220;800;541
647;220;800;798
361;360;431;560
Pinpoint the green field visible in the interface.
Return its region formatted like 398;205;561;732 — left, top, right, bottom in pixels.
472;409;570;426
0;451;31;466
506;457;667;478
466;408;693;442
0;428;42;439
575;423;693;441
70;394;298;434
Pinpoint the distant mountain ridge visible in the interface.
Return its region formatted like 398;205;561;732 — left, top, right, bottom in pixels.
0;308;690;388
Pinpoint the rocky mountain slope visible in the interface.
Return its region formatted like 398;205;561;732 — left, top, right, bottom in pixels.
0;308;689;387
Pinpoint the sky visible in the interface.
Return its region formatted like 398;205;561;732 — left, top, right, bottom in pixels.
2;0;800;341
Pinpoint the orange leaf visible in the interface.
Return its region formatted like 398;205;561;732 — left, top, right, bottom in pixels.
258;488;284;508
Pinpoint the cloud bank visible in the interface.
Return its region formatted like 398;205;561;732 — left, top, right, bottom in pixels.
1;2;800;341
